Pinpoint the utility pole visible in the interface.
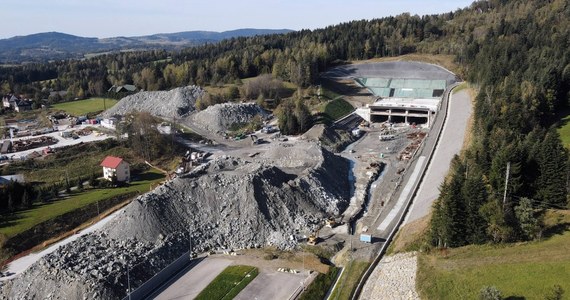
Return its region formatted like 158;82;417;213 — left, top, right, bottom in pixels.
503;162;510;211
302;249;305;272
126;265;131;300
189;228;193;258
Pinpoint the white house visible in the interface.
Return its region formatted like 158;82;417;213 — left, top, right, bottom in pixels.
101;117;118;130
100;156;130;182
2;95;18;109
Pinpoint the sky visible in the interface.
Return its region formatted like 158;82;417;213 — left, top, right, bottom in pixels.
0;0;474;39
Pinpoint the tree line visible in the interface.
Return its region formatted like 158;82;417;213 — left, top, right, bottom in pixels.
430;0;570;247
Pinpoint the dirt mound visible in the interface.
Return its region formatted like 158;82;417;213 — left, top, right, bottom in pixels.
190;102;269;134
302;124;356;152
101;85;203;119
1;141;350;299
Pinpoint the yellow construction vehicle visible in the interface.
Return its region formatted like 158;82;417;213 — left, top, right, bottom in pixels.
307;229;320;245
325;217;337;228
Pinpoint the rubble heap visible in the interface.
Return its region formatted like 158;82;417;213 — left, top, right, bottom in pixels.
1;141;350;300
190;102;269;134
101;86;203;119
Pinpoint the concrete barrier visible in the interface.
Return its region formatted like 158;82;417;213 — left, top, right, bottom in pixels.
123;252;201;300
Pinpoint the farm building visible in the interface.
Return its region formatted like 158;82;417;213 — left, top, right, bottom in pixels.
100;156;130;182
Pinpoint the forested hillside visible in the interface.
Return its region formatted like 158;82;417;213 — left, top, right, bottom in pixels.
429;0;570;247
0;0;568;249
1;6;462;98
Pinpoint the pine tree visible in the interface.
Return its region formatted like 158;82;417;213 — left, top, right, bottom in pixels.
514;197;543;240
461;170;488;244
536;129;568;208
430;160;467;248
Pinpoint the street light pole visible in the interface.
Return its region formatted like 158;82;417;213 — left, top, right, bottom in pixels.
189;228;193;258
126;265;131;300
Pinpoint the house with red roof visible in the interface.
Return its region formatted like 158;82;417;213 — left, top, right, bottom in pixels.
100;156;130;182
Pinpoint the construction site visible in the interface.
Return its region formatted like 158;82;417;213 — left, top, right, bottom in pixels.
0;62;460;299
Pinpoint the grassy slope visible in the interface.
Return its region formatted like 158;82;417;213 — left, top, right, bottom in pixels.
417;210;570;299
51;98;118;116
6;142;136;187
299;267;340;300
0;169;164;237
322;98;354;121
328;261;370;300
195;265;258;300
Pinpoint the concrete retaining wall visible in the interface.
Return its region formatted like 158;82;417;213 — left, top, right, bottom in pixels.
123;252;194;300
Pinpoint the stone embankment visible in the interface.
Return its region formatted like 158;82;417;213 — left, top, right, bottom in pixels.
359;252;420;300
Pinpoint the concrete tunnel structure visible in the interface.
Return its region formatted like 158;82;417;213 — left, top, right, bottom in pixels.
325;61;458;128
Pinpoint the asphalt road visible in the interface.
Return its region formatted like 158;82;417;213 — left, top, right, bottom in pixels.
234;271;311;300
153;258;233;300
405;89;472;224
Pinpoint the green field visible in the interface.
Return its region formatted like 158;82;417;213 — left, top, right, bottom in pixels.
195;265;258;300
417;210;570;299
328;261;369;300
557;113;570;149
5;141;136;187
0;169;164;237
51;98;118;116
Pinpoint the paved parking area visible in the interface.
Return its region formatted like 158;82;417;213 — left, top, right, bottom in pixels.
154;258;233;300
234;271;312;300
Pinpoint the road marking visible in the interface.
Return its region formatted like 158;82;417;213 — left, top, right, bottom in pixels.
377;156;426;232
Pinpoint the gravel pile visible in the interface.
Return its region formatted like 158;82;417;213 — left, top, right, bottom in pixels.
1;141;350;300
360;252;420;300
101;85;204;119
190;102;269;134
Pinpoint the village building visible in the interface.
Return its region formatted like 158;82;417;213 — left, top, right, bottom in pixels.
100;156;130;182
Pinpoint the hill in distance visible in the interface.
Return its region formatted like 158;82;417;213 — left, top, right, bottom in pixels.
0;29;294;63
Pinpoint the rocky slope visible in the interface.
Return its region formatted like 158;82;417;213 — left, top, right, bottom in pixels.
0;141;350;299
101;85;203;119
190;102;269;134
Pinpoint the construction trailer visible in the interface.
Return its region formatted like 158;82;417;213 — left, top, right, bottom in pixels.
360;234;372;243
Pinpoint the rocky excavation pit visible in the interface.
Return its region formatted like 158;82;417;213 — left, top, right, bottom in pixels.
0;141;351;300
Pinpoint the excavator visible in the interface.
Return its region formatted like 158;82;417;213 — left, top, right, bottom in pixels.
307;228;320;245
325;217;337;228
